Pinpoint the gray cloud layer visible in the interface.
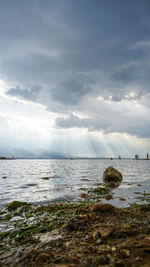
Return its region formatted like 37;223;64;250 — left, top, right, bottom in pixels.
7;85;42;102
1;0;150;138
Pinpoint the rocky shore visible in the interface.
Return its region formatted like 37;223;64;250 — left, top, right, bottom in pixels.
0;167;150;266
0;197;150;267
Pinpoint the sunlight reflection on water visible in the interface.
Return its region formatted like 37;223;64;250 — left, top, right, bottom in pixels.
0;159;150;207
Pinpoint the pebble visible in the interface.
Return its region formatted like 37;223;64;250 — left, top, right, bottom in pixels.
80;193;88;198
91;203;114;212
100;228;112;238
105;194;113;200
96;239;102;245
93;230;101;240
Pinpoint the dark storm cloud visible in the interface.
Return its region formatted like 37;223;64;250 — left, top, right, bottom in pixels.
51;79;92;106
6;85;42;102
1;0;150;138
0;0;149;82
111;65;138;84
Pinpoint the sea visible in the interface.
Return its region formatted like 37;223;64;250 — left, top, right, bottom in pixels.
0;159;150;208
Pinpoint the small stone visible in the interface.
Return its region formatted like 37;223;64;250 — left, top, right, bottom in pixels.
80;193;88;198
135;256;141;261
93;230;101;240
121;249;130;257
66;241;73;247
89;232;94;238
85;234;90;240
100;228;112;238
36;253;50;264
105;194;113;200
91;203;114;212
120;198;126;201
96;239;102;245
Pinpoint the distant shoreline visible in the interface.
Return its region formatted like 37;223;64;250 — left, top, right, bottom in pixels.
0;157;150;160
0;157;9;160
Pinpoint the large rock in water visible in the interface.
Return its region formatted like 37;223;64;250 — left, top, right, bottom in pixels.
103;166;122;182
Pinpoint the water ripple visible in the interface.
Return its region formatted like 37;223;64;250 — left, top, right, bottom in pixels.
0;159;150;207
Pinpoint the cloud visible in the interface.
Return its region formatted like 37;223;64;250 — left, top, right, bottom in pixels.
111;65;138;84
1;0;150;143
6;85;42;102
55;97;150;138
51;78;92;106
55;113;109;131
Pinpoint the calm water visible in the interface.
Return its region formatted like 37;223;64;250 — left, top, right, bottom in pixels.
0;159;150;208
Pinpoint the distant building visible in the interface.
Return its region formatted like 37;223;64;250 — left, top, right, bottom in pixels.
135;155;139;160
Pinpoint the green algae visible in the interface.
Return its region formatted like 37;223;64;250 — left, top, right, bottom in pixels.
7;201;31;211
0;231;10;240
134;191;150;202
4;214;12;221
25;213;33;219
39;220;55;233
92;186;110;195
78;187;88;191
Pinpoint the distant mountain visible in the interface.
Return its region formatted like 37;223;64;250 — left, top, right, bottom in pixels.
0;146;35;158
0;146;69;159
0;147;13;158
32;148;68;159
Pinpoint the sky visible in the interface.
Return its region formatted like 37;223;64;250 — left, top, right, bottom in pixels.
0;0;150;158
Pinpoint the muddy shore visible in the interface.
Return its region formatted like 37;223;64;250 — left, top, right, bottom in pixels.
0;185;150;267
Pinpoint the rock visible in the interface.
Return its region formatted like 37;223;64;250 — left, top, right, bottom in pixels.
120;198;126;201
93;230;101;240
91;203;114;212
107;182;117;188
41;177;50;180
88;255;109;265
80;193;88;198
103;166;122;182
35;253;50;264
96;239;102;245
121;249;130;257
99;228;112;238
105;194;113;200
7;201;30;211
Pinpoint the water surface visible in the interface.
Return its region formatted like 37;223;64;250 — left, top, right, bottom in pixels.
0;159;150;207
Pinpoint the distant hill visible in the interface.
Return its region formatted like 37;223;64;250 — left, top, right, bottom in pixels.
0;146;69;159
37;151;67;159
0;156;8;160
